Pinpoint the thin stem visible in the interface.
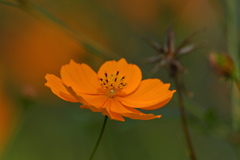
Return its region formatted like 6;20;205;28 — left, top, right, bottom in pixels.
89;116;108;160
174;75;197;160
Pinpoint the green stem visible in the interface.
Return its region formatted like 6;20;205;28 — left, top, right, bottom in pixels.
174;75;197;160
89;116;108;160
226;0;240;131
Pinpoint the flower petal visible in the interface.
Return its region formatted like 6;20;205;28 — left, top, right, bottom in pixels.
121;64;142;95
45;74;77;102
63;84;89;105
61;60;101;94
62;83;102;112
116;79;175;109
110;99;161;120
97;58;142;95
100;99;125;121
140;97;173;110
80;105;101;112
76;92;108;111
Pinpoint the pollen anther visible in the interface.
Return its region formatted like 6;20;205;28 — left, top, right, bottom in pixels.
98;71;127;90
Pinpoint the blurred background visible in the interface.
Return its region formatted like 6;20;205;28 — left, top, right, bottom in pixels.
0;0;239;159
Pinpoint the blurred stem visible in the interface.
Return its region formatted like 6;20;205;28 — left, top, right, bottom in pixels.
0;0;119;60
226;0;240;131
89;116;108;160
174;75;197;160
234;79;240;92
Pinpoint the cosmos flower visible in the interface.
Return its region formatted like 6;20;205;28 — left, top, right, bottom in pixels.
45;58;175;121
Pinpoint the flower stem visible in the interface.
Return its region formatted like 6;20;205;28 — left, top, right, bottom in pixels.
89;116;108;160
234;79;240;92
174;75;197;160
226;0;240;131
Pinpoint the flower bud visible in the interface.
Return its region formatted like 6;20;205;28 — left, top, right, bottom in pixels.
209;52;235;78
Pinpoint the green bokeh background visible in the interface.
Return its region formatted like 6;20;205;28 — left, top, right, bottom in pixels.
0;0;239;159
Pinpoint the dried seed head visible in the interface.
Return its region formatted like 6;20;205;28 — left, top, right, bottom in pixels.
145;27;201;77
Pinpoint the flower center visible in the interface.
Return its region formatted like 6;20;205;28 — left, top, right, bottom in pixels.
98;71;127;97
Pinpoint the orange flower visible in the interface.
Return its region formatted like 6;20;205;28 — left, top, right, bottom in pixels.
45;58;175;121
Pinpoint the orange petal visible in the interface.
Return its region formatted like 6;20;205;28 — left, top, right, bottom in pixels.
74;91;111;113
97;59;118;76
140;97;172;110
97;58;142;95
76;93;108;110
63;84;89;105
116;79;175;109
62;84;101;112
45;74;77;102
80;105;101;112
60;60;101;94
121;64;142;95
110;99;162;120
100;99;125;121
67;86;116;114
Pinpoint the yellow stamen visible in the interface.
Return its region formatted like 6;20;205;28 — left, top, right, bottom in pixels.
98;71;127;90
